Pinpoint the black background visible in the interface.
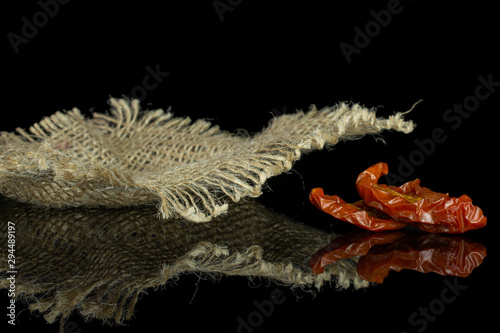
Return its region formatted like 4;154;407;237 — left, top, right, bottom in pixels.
2;1;498;332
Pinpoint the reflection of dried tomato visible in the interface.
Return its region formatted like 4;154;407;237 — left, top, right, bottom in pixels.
310;230;405;274
310;230;487;283
357;233;487;283
356;162;487;233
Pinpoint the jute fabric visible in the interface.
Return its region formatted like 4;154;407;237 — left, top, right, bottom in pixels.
0;99;415;222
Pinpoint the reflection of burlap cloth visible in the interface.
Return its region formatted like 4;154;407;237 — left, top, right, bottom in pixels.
0;99;414;222
0;199;370;327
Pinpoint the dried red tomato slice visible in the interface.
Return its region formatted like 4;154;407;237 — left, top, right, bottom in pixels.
310;230;487;283
356;162;487;233
309;188;407;232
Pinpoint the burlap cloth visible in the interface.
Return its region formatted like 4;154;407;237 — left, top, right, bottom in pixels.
0;99;415;329
0;98;414;222
0;199;369;327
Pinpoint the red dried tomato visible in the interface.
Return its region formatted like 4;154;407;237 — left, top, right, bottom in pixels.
356;162;487;233
311;230;487;283
309;188;407;231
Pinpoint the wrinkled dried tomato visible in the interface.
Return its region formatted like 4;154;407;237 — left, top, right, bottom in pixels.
356;162;487;233
309;188;407;231
311;230;487;283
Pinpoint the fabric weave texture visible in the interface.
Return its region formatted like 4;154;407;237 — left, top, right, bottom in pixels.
0;98;415;222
